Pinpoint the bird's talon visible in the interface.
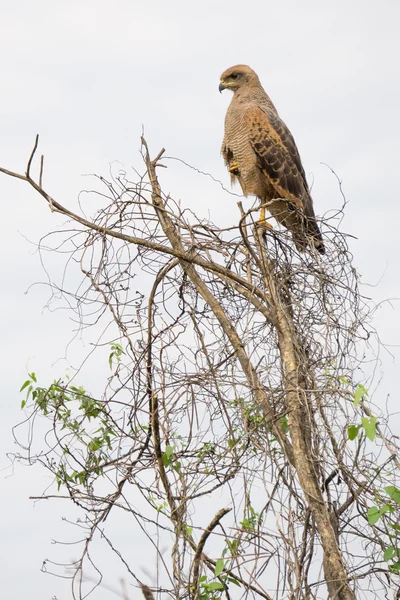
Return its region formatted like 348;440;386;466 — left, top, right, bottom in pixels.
257;206;272;229
257;218;273;230
229;162;239;175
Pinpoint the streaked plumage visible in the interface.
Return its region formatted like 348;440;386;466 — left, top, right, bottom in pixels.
219;65;325;254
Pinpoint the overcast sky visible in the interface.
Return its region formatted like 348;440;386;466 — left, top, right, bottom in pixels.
1;1;400;598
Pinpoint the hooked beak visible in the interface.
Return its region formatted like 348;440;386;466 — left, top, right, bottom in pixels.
218;82;226;93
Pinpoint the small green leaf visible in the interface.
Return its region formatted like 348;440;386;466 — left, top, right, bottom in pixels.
385;486;400;505
208;582;224;591
162;454;172;467
20;380;31;392
339;376;350;385
384;546;396;561
21;399;26;409
361;416;377;441
347;425;360;440
389;559;400;573
354;383;368;407
162;446;175;468
227;577;241;587
380;504;393;516
367;506;381;525
214;559;225;577
172;461;181;473
164;445;173;458
226;538;239;556
280;416;289;433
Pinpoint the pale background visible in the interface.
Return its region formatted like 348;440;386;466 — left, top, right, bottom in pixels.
1;1;399;598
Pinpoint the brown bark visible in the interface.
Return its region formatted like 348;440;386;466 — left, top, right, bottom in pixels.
253;229;354;600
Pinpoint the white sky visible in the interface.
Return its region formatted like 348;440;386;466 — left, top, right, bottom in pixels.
1;1;400;598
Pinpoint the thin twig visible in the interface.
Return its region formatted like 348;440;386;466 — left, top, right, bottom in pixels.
26;134;39;179
191;508;231;600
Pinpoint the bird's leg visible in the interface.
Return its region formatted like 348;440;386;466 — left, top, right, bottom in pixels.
257;204;273;229
229;162;239;175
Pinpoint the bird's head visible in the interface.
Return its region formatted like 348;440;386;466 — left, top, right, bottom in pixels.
219;65;261;93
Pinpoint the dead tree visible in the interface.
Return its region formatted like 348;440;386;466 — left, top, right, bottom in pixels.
2;137;400;599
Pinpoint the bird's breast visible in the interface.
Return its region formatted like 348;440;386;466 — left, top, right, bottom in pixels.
225;108;267;198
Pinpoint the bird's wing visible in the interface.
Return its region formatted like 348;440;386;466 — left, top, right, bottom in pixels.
244;106;312;213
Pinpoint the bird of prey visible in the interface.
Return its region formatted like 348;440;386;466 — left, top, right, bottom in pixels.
219;65;325;254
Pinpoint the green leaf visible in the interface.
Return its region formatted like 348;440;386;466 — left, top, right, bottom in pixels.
30;372;37;383
339;376;350;385
162;446;174;468
385;486;400;505
172;461;181;473
20;380;31;392
156;501;167;513
280;416;289;433
380;504;393;516
367;503;393;525
164;445;173;458
347;425;360;440
361;416;377;441
384;546;396;561
214;559;224;577
389;559;400;573
21;399;26;409
227;577;241;587
109;343;125;369
354;383;368;407
226;538;239;556
208;582;224;591
162;454;172;467
367;506;381;525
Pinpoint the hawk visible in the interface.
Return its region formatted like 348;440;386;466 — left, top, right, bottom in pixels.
219;65;325;254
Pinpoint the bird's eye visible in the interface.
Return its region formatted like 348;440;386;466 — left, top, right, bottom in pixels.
230;74;238;80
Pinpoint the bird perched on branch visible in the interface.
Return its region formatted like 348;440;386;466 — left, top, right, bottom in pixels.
219;64;325;254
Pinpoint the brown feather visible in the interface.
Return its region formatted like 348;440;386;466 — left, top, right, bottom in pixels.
244;106;305;205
